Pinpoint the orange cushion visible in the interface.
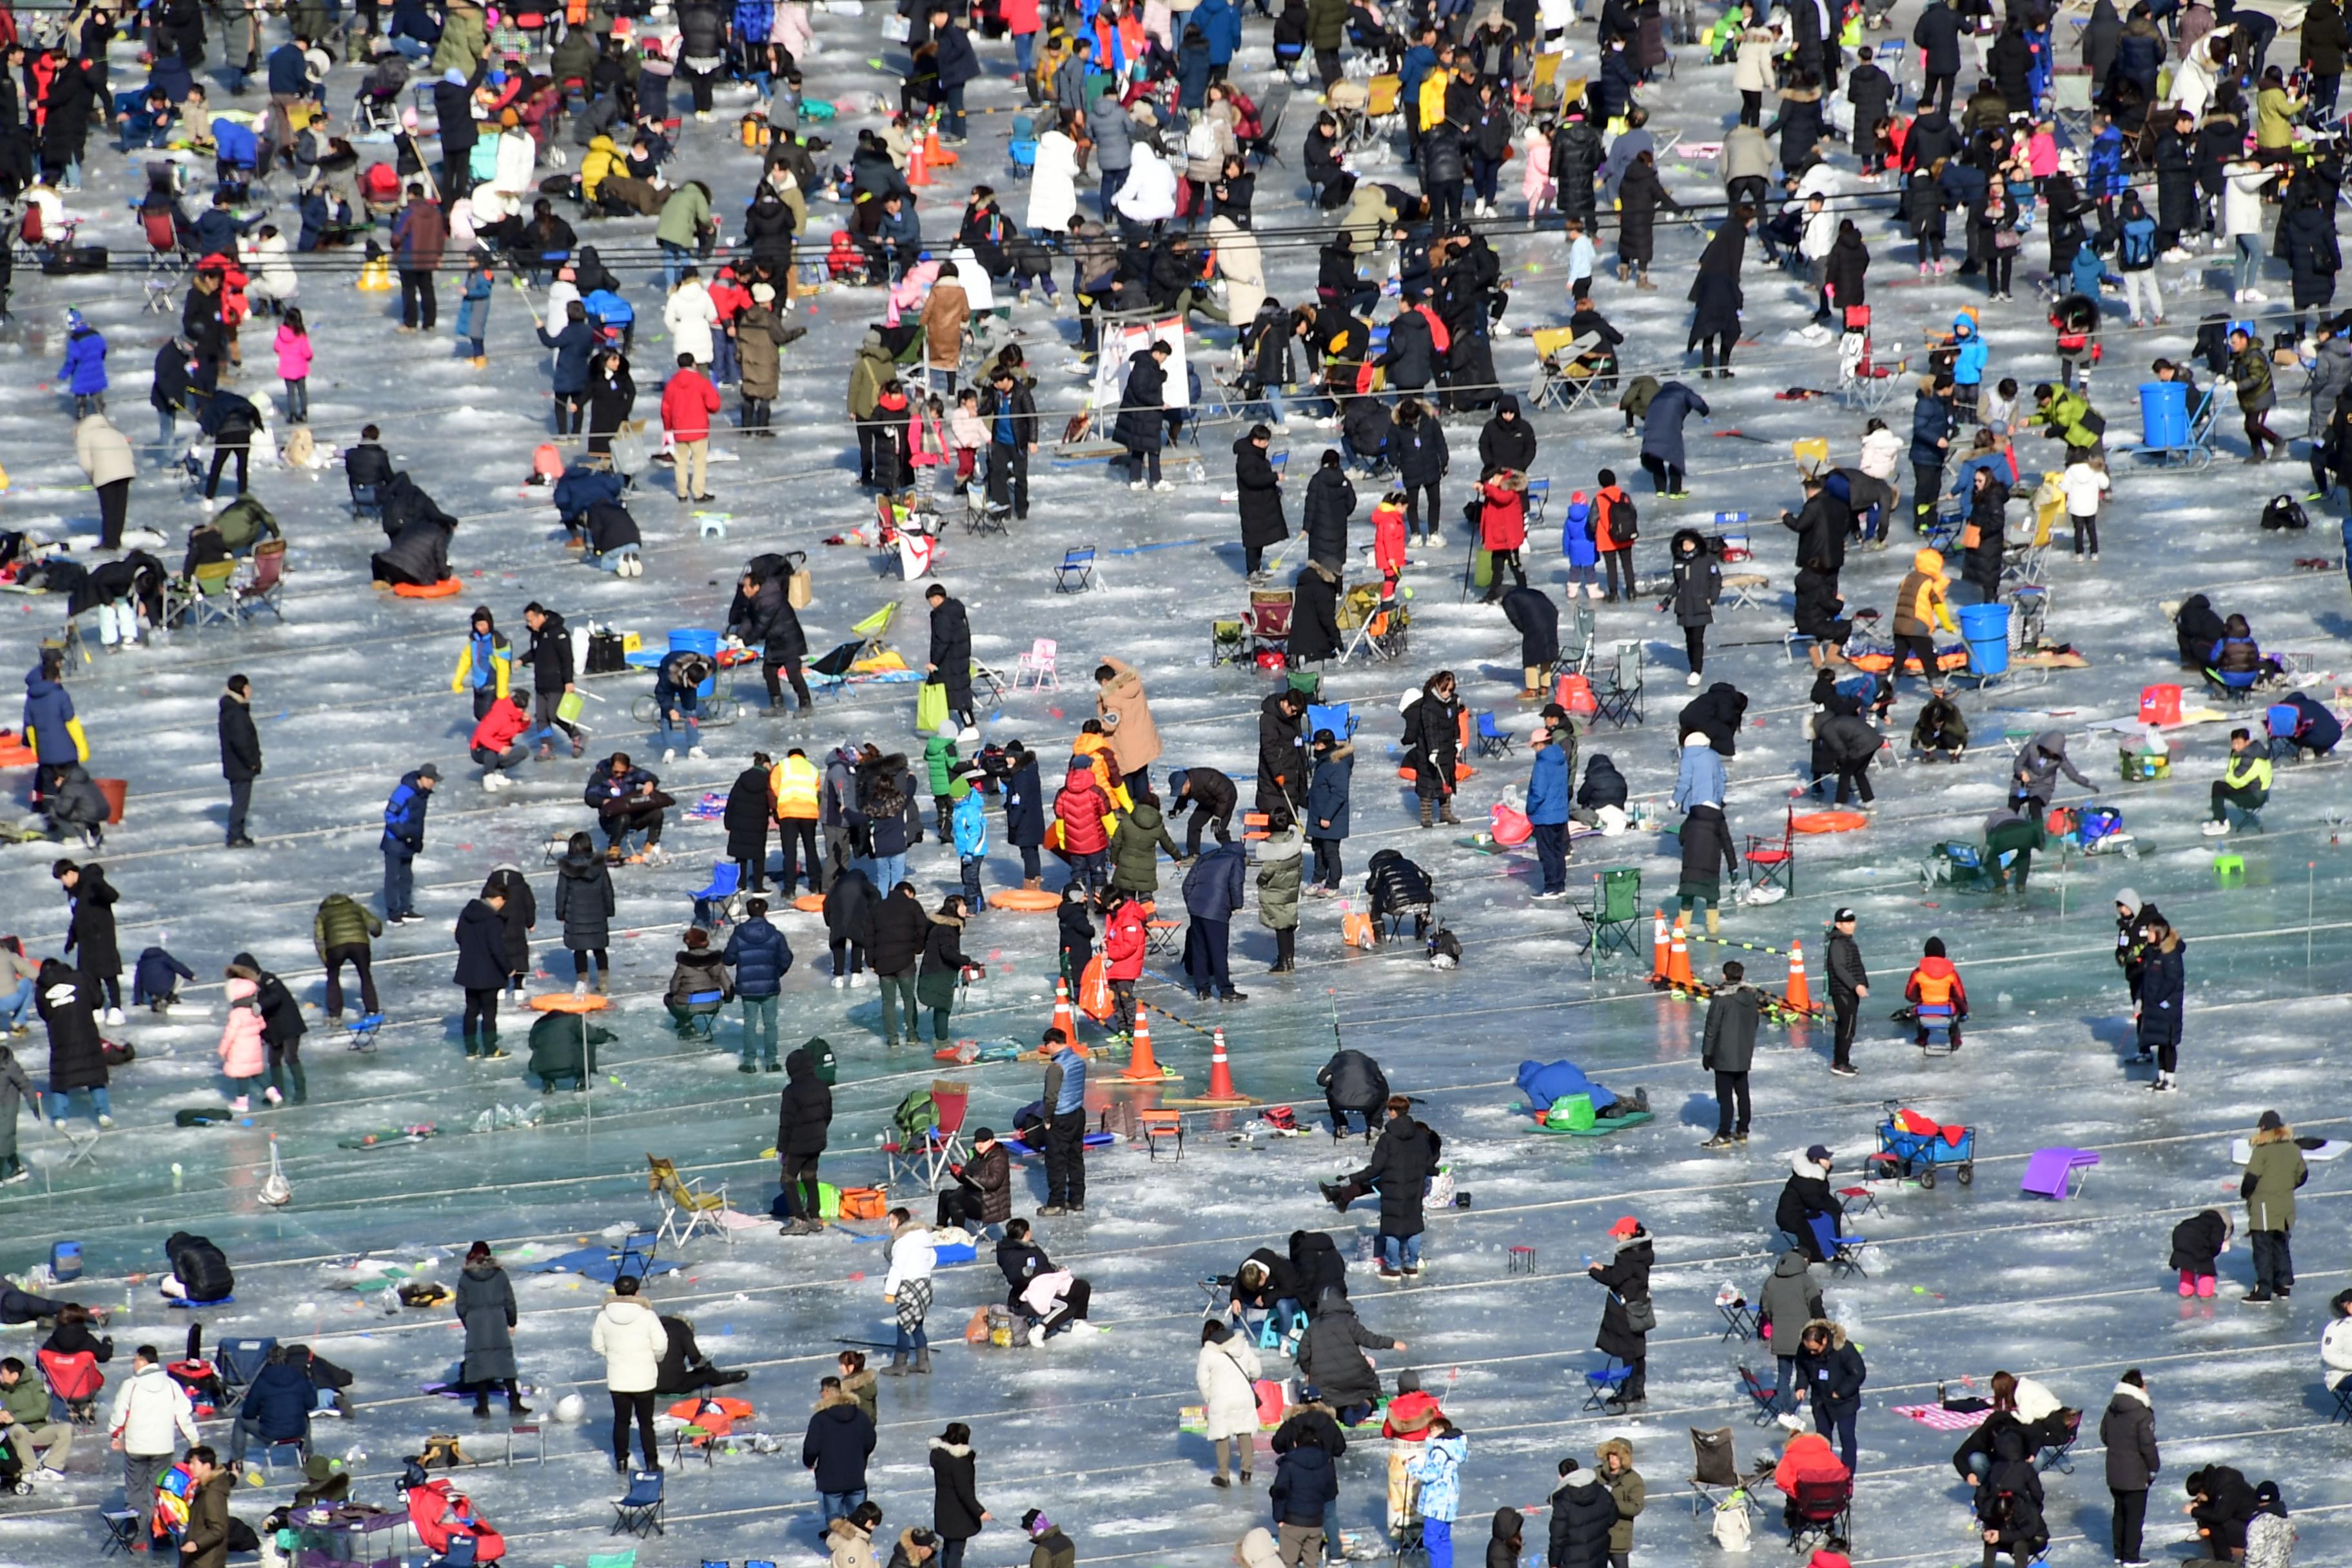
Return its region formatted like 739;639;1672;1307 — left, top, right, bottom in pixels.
992;888;1061;911
527;992;611;1013
391;578;465;599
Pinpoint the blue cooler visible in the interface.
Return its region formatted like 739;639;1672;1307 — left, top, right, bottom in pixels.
1956;602;2012;675
2138;381;2189;451
669;629;721;697
50;1241;82;1283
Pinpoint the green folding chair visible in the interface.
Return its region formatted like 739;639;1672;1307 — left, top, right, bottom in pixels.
1573;868;1643;974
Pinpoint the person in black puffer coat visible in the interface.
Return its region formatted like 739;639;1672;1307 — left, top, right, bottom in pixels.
162;1231;234;1302
1321;1099;1440;1276
724;756;774;893
776;1043;833;1233
1776;1146;1841;1260
1476;395;1538;474
1233;426;1289;580
727;563;811;714
823;865;880;985
1316;1047;1389;1137
1577;754;1628;818
1402;673;1462;827
1291;1285;1402;1422
1363;849;1435;936
1549;111;1603;228
1288;1230;1348;1304
1547;1458;1619;1568
1678;681;1750;756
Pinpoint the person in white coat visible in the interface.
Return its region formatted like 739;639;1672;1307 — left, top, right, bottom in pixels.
663;273;720;368
1732;12;1778;125
1194;1318;1264;1487
2222;161;2275;302
589;1275;669;1473
1027;114;1082;235
881;1207;938;1377
1113;142;1179;237
2323;1289;2352;1395
240;226;299;311
1207;215;1265;324
108;1346;199;1541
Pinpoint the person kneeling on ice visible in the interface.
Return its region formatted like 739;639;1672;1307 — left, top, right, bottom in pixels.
471;691;534;790
651;651;715;763
2171;1208;2232;1298
994;1219;1093;1343
1293;1286;1406;1427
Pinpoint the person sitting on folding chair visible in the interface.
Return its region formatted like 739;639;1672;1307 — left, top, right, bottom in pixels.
662;928;732;1037
224;1346;312;1470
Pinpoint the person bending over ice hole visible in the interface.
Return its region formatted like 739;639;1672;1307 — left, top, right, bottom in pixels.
1317;1044;1389;1139
1320;1096;1441;1278
2171;1209;2231;1300
1228;1249;1306;1344
1292;1286;1406;1428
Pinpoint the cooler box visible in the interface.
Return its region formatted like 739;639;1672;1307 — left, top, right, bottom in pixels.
2138;381;2188;450
1956;602;2012;676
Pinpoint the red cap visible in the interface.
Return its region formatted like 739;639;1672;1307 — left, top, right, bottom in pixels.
1607;1216;1640;1238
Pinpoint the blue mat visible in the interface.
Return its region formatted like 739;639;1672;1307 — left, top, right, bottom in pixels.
934;1242;977;1266
166;1296;234;1308
520;1243;682;1283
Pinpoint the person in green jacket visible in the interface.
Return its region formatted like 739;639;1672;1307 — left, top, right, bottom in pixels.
1305;0;1349;85
656;181;716;289
924;732;963;838
2241;1111;2308;1302
313;892;384;1021
1108;797;1183;900
1255;828;1302;974
2032;382;2106;455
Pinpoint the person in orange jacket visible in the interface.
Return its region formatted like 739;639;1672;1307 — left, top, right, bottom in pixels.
1904;934;1968;1049
1371;489;1409;587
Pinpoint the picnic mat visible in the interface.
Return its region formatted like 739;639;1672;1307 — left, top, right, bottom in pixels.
1892;1404;1990;1432
520;1244;685;1282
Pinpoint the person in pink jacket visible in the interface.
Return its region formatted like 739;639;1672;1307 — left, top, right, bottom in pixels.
274;307;314;426
217;963;269;1111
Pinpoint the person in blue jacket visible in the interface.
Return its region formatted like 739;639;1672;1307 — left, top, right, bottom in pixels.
1181;839;1248;1001
58;309;108;417
1195;0;1242;74
1946;310;1989;424
380;763;440;924
950;766;990;912
1305;732;1354;893
226;1345;315;1467
23;653;79;802
536;299;598;435
1910;376;1954;529
721;897;793;1072
1525;718;1572;899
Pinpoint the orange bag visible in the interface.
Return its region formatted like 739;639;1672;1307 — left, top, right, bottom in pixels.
838;1187;887;1220
1342;910;1375;948
1554;672;1597;717
1077;954;1114;1022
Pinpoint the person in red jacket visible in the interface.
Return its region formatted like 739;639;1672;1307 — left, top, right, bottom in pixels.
1903;934;1968;1049
1591;467;1638;602
1102;896;1146;1038
468;691;534;791
660;352;721;504
1476;466;1529;603
1054;763;1113;895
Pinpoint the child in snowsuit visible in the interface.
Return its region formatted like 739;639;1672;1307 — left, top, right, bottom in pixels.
133;945;197;1012
1904;935;1968;1048
2169;1208;2231;1298
950;767;990;912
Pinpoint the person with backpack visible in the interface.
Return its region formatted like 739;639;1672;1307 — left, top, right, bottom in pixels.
1591;469;1638;602
2114;190;2162;326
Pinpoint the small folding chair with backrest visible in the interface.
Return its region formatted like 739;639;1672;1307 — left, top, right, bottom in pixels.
169;560;242;630
1580;1356;1631;1411
646;1155;731;1248
1743;806;1794;898
1559;602;1597;676
1592;641;1644;727
141;206;191;313
1013;637;1061;690
1572;868;1642;973
1471;712;1515;758
101;1509;143;1557
922;1081;973;1189
1736;1364;1779;1424
691;861;745;934
611;1471;666;1537
1139;1108;1184;1161
1687;1427;1749;1517
235;539;288;622
2329;1369;2352;1424
215;1337;277;1395
1527;329;1608;413
37;1349;104;1427
1807;1212;1868;1278
851;600;901;663
1786;1476;1853;1549
805;640;864;703
1244;589;1294;660
1306;701;1358;742
1054;547;1096;593
1244;86;1289;166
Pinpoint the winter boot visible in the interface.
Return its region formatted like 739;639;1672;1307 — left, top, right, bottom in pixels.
473;1392;491;1418
288;1061;308;1104
912;1347;932;1375
881;1350;911;1377
1418;799;1435;828
2179;1269;2196;1298
1706;906;1720;936
1439;801;1460;825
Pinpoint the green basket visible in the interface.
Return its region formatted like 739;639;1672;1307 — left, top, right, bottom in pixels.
1551;1093;1596;1132
556;690;587;725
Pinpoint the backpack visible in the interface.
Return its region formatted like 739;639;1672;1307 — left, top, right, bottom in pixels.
2075;806;2124;845
891;1089;937;1141
2119;219;2155;267
1607;492;1638;544
2260;493;2310;531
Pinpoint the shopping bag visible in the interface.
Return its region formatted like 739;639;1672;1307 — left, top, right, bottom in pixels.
916;680;950;736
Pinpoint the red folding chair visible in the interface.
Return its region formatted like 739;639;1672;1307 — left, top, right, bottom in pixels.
920;1080;972;1190
1743;805;1794;897
37;1348;105;1426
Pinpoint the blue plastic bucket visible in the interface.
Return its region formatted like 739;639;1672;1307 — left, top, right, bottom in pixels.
50;1241;82;1282
1956;601;2012;675
2138;381;2189;450
669;629;720;697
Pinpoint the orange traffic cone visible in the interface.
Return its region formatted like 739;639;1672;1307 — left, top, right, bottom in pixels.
906;134;931;187
1785;938;1814;1014
1051;977;1082;1054
925;124;957;168
1650;909;1671;986
1202;1028;1248;1102
1668;918;1694;990
1120;1009;1171;1081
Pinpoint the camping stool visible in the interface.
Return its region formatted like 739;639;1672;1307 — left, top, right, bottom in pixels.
1139;1110;1183;1162
1719;572;1771;612
2019;1146;2099;1202
499;1422;545;1467
1146;918;1182;957
1580;1357;1632;1411
100;1509;142;1556
345;1013;384;1052
1507;1244;1537;1275
2213;854;2246;880
670;1423;718;1469
59;1123;103;1170
1716;1297;1756;1342
696;514;728;539
1836;1184;1879;1219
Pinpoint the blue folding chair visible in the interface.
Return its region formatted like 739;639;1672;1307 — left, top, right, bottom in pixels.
674;992;725;1041
1806;1213;1869;1279
1471;711;1516;758
262;1439;308;1473
1054;546;1097;593
611;1470;667;1537
691;860;743;932
346;1012;385;1052
1581;1356;1632;1411
216;1338;277;1393
1305;701;1357;741
1524;476;1551;529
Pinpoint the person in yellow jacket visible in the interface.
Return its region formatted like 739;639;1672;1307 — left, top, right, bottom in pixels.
579;135;623;206
1071;724;1133;811
770;746;825;894
1416;58;1450;137
1890;549;1954;685
451;606;513;721
2203;727;2273;837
